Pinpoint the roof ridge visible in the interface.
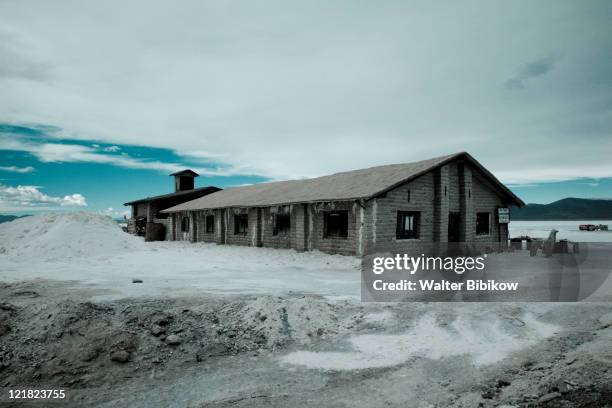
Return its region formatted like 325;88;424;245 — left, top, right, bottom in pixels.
161;151;519;213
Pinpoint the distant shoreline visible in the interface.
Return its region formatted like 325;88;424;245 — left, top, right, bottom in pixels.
511;218;612;222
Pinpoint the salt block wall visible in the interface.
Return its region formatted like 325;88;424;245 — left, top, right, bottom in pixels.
164;160;513;255
307;201;359;256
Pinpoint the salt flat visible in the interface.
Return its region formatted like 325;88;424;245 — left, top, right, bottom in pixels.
0;212;361;300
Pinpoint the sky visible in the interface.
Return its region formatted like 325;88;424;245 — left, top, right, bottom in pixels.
0;0;611;216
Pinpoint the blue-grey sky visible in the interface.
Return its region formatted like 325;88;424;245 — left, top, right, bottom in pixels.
0;0;611;215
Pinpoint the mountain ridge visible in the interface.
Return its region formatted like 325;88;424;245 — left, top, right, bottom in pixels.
510;197;612;220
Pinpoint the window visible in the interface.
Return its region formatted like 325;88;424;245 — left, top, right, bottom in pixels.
324;211;348;238
476;212;490;235
205;215;215;233
234;214;248;235
396;211;419;239
273;213;290;235
181;216;190;233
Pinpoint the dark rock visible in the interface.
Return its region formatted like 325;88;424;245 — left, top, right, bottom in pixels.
481;390;495;399
0;324;10;337
110;350;130;363
153;315;172;326
150;325;166;336
497;379;511;388
0;303;16;312
110;332;139;352
132;279;143;283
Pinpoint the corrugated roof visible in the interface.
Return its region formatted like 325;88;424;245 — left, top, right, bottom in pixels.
162;152;524;212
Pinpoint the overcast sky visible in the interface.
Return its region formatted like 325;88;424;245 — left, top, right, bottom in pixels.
0;0;611;213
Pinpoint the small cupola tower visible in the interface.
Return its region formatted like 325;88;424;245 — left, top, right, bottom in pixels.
170;169;199;192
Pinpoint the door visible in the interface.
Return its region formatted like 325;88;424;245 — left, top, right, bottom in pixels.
191;213;197;242
256;208;264;247
448;213;460;243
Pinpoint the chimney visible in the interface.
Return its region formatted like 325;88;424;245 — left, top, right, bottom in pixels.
170;169;199;192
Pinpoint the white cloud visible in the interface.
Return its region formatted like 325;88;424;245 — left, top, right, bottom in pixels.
0;184;87;209
102;206;130;218
0;136;240;176
0;1;610;184
103;145;120;152
61;193;87;206
0;165;35;173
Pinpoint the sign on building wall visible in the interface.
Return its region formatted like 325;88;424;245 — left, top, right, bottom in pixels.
497;207;510;223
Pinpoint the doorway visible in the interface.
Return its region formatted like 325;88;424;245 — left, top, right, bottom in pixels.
448;213;460;242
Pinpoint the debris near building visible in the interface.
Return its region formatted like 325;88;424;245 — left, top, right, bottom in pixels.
579;224;609;231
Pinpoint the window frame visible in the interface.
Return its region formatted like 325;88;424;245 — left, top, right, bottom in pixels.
323;210;349;239
273;213;291;236
476;212;491;235
396;211;420;240
205;214;215;233
234;214;248;235
181;216;190;233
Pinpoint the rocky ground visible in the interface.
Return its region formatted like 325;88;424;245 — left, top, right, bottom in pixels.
0;279;611;408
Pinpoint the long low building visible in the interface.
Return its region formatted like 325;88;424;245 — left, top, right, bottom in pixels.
162;152;524;256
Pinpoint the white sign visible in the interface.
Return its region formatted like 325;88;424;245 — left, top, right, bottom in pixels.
497;207;510;224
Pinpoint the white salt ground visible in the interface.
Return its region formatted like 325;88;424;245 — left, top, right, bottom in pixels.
280;312;559;370
0;212;360;299
509;220;612;242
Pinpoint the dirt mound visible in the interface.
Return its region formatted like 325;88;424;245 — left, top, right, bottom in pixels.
0;212;145;260
239;296;349;347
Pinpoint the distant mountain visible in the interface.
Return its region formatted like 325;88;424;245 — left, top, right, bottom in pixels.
510;198;612;220
0;214;30;224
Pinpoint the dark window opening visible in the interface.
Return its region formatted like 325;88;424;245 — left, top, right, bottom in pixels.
476;212;490;235
396;211;419;239
205;215;215;233
181;216;190;233
324;211;348;238
273;213;291;235
234;214;248;235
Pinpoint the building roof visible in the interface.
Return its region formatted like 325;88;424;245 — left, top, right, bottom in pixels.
162;152;524;212
169;169;199;177
123;186;220;206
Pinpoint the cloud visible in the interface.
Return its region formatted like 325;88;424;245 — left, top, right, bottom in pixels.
0;184;87;209
61;193;87;206
0;165;35;173
0;1;610;185
506;55;559;90
103;145;120;152
102;207;130;218
0;135;241;176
